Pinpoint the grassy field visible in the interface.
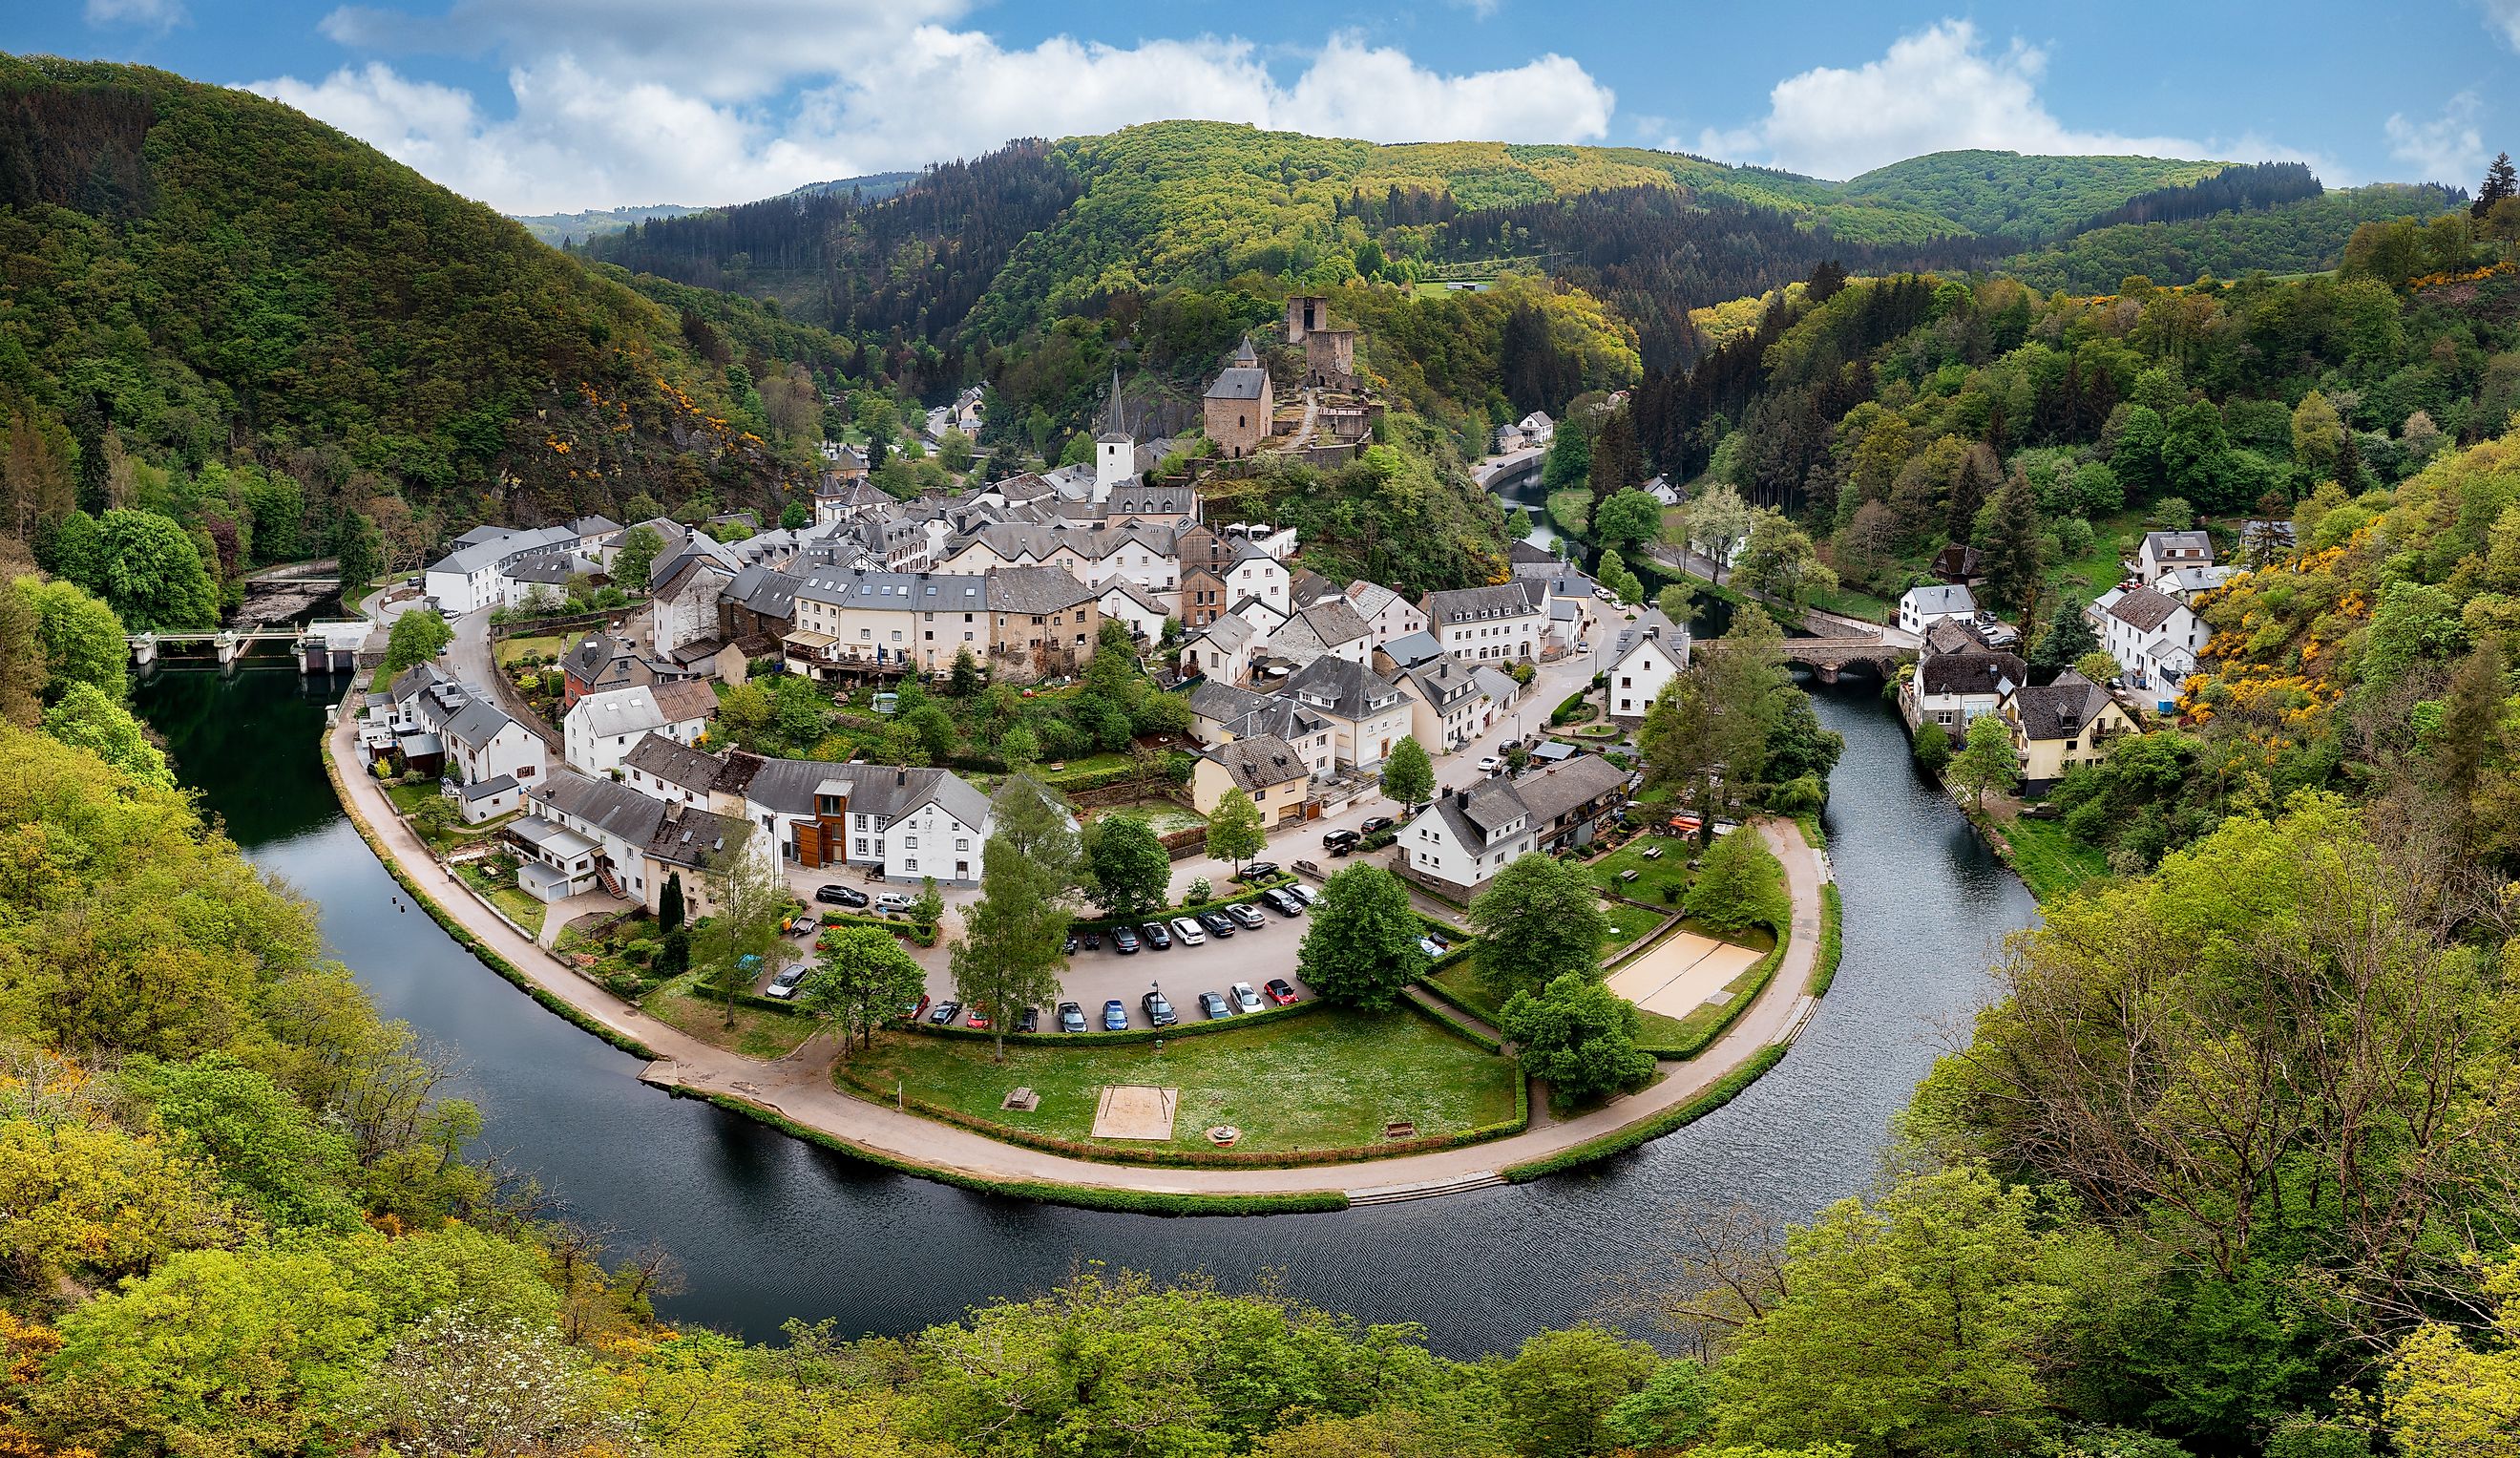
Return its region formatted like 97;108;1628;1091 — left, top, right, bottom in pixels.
382;778;442;816
2045;507;2145;607
1998;814;2110;903
494;632;573;667
1547;488;1591;539
850;1006;1520;1155
1586;838;1694;904
644;977;820;1059
1602;899;1666;949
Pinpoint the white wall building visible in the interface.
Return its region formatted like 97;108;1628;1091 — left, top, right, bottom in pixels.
562;681;719;779
1899;584;1978;637
1605;609;1690;720
1419;584;1543;664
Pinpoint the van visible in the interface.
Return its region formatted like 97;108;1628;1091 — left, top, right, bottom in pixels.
1169;917;1207;946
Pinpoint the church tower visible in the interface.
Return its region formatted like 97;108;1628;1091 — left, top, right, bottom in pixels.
1093;367;1135;502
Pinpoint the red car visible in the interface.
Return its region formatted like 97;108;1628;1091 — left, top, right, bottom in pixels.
900;993;930;1022
1263;978;1299;1006
966;1004;993;1028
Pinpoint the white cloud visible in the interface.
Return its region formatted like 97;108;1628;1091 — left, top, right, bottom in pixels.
1692;19;2203;180
2483;0;2520;52
86;0;186;29
2384;92;2487;183
248;25;1614;213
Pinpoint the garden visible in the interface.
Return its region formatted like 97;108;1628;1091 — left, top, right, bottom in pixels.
453;849;547;939
843;1004;1523;1161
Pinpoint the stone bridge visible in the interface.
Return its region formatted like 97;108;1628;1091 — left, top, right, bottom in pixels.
1781;634;1913;682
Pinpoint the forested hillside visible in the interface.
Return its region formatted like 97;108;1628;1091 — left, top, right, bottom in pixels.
2000;181;2468;292
1832;149;2228;239
0;54;856;593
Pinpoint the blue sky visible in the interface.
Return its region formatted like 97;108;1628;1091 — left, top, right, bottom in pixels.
13;0;2519;214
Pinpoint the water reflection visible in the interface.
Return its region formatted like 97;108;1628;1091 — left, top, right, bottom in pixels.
131;665;2032;1354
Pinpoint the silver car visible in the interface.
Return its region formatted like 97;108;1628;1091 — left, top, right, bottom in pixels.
1228;981;1265;1014
1170;917;1207;946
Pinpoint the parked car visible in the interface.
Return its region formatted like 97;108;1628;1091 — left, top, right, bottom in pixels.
901;993;930;1023
1016;1005;1039;1034
1359;815;1395;835
1142;989;1178;1027
965;1004;991;1028
1140;921;1172;950
814;883;869;907
1101;999;1129;1032
1170;917;1207;946
1112;925;1142;954
1232;861;1280;882
1057;1001;1086;1034
1197;909;1236;938
1476;755;1502;774
1418;937;1447;959
1287;884;1318;908
928;1000;961;1025
874;892;918;912
1327;838;1355;857
1079;929;1102;951
1263;978;1299;1006
1229;982;1266;1014
1226;902;1267;930
763;964;808;1001
1197;990;1229;1020
1321;828;1359;849
1260;888;1304;917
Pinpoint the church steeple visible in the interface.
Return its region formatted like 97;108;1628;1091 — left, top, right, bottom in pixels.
1092;365;1134;502
1096;366;1128;443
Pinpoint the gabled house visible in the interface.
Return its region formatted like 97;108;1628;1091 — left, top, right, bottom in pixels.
1606;609;1690;721
562;681;719;779
1420;583;1542;664
2138;530;2214;585
1270;600;1373;670
1190;734;1311;825
2090;584;2208;708
1284;655;1411;771
1513;753;1631;856
438;698;547;791
1898;584;1978;636
1400;778;1535;894
1097;580;1172;643
1181;613;1258;687
2001;671;2137;796
649;543;737;661
559;631;660;710
732;755;998;884
1397;653;1485;752
1930;543;1985;587
1901;647;2026;743
1342;580;1430;644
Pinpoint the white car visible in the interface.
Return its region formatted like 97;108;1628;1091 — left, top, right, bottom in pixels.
1477;755;1502;774
1287;884;1317;908
1170;917;1207;946
762;964;809;1001
873;892;917;912
1228;982;1266;1014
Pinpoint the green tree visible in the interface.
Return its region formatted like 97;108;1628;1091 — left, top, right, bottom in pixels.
332;511;383;599
41;683;174;790
1912;721;1952;773
94;508;218;630
1205;787;1267;875
1640;607;1786;842
1946;712;2020;808
658;871;685;933
1496;1325;1664;1458
1295;862;1426;1010
1499;973;1655;1109
409;794;454;843
121;1053;360;1233
800;924;928;1054
1656;581;1699;623
1980;472;2048;617
2027;599;2100;683
690;824;788;1026
2290;390;2344;481
612;524;664;592
1711;1165;2087;1458
948;646;985;698
1468;853;1610;1003
1084;815;1171;920
911;876;944;940
1595;548;1642;605
1687;483;1754;584
1594;488;1662;549
2074;649;2124;686
380;608;453;676
1735;510;1837;616
1589;408;1644;505
1682;826;1789;933
998;723;1040;772
15;575;128;703
777;499;810;530
0;583;37;727
1541;421;1591;492
951;783;1079;1058
1379;734;1436;810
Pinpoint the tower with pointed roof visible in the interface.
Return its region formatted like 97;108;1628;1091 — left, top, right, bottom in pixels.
1093;366;1134;502
1203;336;1274;459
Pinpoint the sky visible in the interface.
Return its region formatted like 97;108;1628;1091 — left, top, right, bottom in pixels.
12;0;2520;216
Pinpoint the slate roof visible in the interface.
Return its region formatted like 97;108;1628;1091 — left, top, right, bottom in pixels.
1902;584;1976;617
439;698;521;752
1921;619;1992;658
1507;539;1560;566
430;524;578;576
1202;734;1308;791
2105;585;2185;633
1403;654;1480;711
1285;654;1406;720
986;564;1097;614
2142;530;2213;559
530;768;668;845
1608;609;1688;671
503;555;583;585
1290;599;1371;647
622;733;725;796
1430;777;1530;855
1420;583;1538;623
792;568;990;614
1378;630;1444;670
1205;364;1270;401
2007;671;2114;741
1917;650;2027;697
723;565;801;621
1512;753;1629;823
456;773;517;802
1189;614;1256;652
1187;681;1269;725
642;804;739;871
730;754;992;829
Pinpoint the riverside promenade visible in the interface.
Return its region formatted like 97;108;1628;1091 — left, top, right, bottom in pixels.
326;706;1832;1208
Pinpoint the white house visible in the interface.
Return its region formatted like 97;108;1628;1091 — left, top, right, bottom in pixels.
1398;653;1486;753
1402;778;1535;894
1342;581;1430;646
2138;530;2214;585
562;681;719;779
1420;584;1544;665
1518;411;1556;446
1898;584;1978;637
437;699;548;792
1096;580;1171;643
1284;655;1412;771
423;524;578;615
1902;647;2027;743
447;774;525;825
734;756;1001;885
1605;609;1690;721
2091;584;2209;709
1181;613;1258;687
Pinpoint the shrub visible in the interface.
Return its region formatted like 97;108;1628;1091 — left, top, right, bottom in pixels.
1913;727;1951;774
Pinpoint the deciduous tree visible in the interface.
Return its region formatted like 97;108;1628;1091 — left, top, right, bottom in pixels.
1499;973;1654;1109
1468;853;1609;1002
380;608;452;676
1734;510;1836;615
800;925;928;1054
1295;863;1425;1010
1682;825;1789;933
1084;815;1171;920
1205;787;1267;875
1379;735;1435;810
1946;712;2020;808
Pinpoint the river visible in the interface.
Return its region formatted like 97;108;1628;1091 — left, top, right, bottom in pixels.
132;664;2033;1356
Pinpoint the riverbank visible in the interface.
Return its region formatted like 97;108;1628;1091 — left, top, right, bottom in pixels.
321;696;1837;1213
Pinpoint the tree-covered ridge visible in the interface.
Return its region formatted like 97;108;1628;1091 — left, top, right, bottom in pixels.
1833;148;2229;240
0;54;853;550
1999;182;2468;293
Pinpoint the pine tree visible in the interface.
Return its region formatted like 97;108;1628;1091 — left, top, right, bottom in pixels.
2474;152;2517;220
659;873;685;933
1980;473;2047;617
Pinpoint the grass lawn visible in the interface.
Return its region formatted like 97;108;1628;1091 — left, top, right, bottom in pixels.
2046;507;2145;606
1585;839;1694;905
849;1006;1520;1156
644;977;820;1059
382;779;443;816
1602;900;1666;950
1998;814;2110;903
494;632;572;667
1547;488;1591;539
453;861;546;939
1804;581;1897;624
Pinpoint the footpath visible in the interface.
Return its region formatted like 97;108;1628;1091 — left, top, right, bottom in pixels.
326;705;1836;1211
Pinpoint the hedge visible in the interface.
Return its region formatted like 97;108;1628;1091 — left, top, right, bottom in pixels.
1069;874;1294;934
1636;929;1782;1060
1811;883;1844;997
1413;965;1498;1025
815;909;937;945
1548;690;1593;726
1405;989;1502;1054
320;722;662;1062
1502;1043;1789;1182
905;995;1324;1046
835;1061;1525;1170
683;1089;1351;1215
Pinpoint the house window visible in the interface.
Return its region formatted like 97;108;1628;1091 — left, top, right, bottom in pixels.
904;836;917;849
956;838;969;852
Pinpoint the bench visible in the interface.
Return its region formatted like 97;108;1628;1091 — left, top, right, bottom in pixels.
1618;869;1639;883
1383;1120;1418;1139
1001;1087;1040;1112
1641;846;1664;860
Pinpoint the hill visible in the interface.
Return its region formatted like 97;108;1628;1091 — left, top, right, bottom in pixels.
0;54;858;567
511;201;704;247
1833;149;2228;240
1998;181;2468;291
